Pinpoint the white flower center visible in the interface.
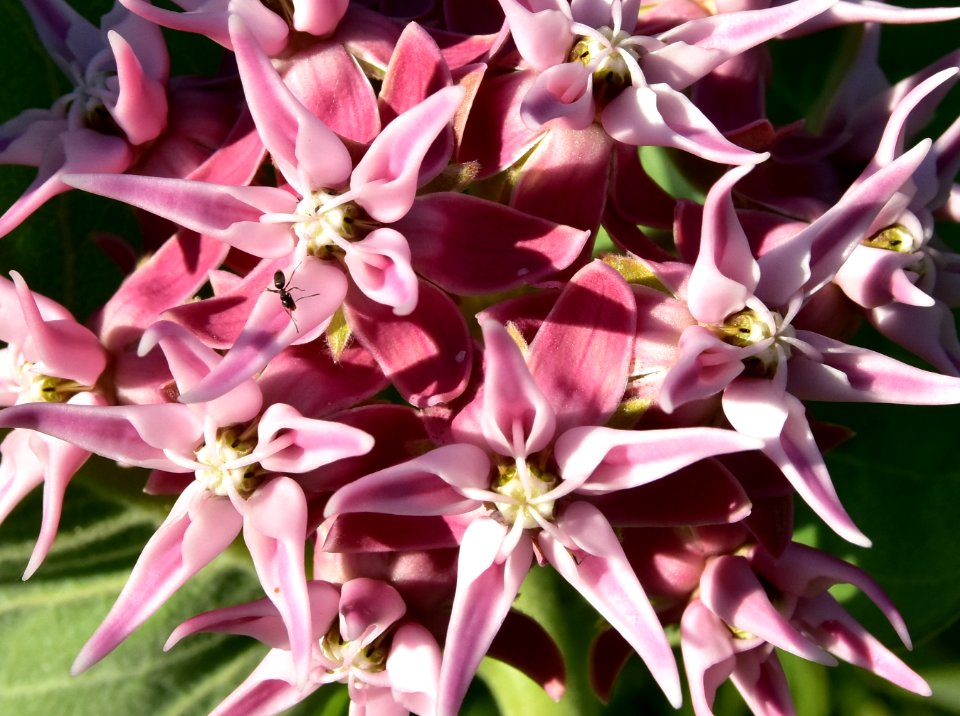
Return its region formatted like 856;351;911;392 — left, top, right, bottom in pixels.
194;429;260;497
318;627;387;684
493;461;558;529
293;190;362;254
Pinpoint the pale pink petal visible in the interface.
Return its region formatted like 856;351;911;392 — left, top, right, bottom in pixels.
351;85;465;223
527;261;635;433
387;622;442;715
291;0;348;35
178;261;348;404
520;62;595;131
240;477;313;686
700;555;836;665
230;15;352;194
680;600;736;716
343;228;419;316
730;651;796;716
543;501;681;708
62;173;297;257
658;325;746;413
210;649;316;716
498;0;573;71
105;29;167;145
338;578;406;643
479;320;556;459
323;444;491;517
686;165;760;323
555;425;761;493
72;484;242;673
721;376;790;441
436;519;532;716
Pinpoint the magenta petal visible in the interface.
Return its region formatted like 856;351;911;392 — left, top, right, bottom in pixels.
397;193;589;294
436;519;532;716
543;501;681;708
555;425;761;493
240;477;312;686
62;173;297;257
379;21;453;124
700;555;836;665
680;600;736;716
0;402;200;470
254;403;374;474
179;260;348;404
323;444;491;517
72;484;242;673
527;260;636;432
230;15;351;194
479;320;557;458
351;85;465;223
344;279;472;407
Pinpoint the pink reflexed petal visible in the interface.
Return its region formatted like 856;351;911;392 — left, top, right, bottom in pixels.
527;261;636;432
498;0;573;71
10;272;106;386
344;280;472;407
343;227;419;316
520;62;595;131
178;261;348;404
729;651;796;716
379;22;453;124
105;30;167;145
759;392;871;547
230;15;352;195
555;425;761;494
138;320;264;427
291;0;347;35
871;301;960;377
833;245;933;309
240;477;312;686
21;0;101;66
351;85;465;223
789;330;960;405
794;0;960;35
323;444;491;517
0;110;65;166
479;320;556;458
254;403;374;474
0;129;131;240
699;555;836;665
387;622;442;715
602;85;767;165
436;519;532;716
751;542;912;647
658;325;746;413
680;600;736;716
97;232;229;350
72;485;242;673
62;173;297;258
794;593;930;695
398;193;589;294
0;432;45;528
119;0;289;55
648;0;838;89
210;649;316;716
0;402;200;470
167;581;340;650
874;68;958;169
686;165;760;323
338;578;406;643
543;501;681;709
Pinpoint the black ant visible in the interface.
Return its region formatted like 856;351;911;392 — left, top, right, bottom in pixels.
266;265;319;332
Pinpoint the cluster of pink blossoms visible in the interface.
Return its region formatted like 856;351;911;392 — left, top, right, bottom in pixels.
1;0;959;714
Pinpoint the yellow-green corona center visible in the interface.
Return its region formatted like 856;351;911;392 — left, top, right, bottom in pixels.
569;28;637;107
716;309;773;348
319;626;387;679
294;190;365;256
194;428;260;497
863;224;916;253
493;461;558;529
13;360;90;403
714;308;793;378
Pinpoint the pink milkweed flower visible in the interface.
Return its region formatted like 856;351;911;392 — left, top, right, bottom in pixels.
492;0;837;164
659;145;960;547
0;271;108;578
681;542;930;716
0;0;168;238
0;321;374;683
165;578;442;716
324;260;764;714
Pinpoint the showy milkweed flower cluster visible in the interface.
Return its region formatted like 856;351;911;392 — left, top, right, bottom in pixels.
0;0;959;714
